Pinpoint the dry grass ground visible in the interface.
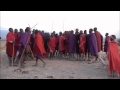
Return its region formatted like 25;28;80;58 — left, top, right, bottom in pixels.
0;41;120;79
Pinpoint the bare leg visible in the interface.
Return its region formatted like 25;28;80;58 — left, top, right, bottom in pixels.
88;55;95;64
52;51;55;58
108;71;112;77
8;56;12;66
76;53;78;60
112;71;114;77
13;57;17;66
95;55;98;61
64;52;66;59
88;52;90;61
66;53;69;59
34;54;46;67
40;58;46;67
59;51;62;59
55;50;58;57
83;53;86;61
20;55;25;68
68;53;71;59
108;71;114;77
85;51;87;59
50;53;52;59
32;55;38;66
15;56;20;65
73;53;74;58
52;52;55;59
79;52;81;60
35;58;38;66
84;53;87;61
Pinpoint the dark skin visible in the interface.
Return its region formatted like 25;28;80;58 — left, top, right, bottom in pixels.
64;31;69;59
14;29;24;66
54;34;59;56
19;29;24;33
42;30;44;33
79;30;86;60
75;28;79;34
12;29;19;65
84;30;88;60
68;30;75;59
32;30;35;34
108;35;116;77
89;29;93;34
89;29;98;63
58;32;64;59
8;28;15;66
94;28;102;61
53;31;55;36
110;35;116;41
14;29;18;34
9;28;13;32
105;33;109;37
75;29;80;60
89;29;94;62
94;27;97;32
49;33;54;59
79;30;83;35
18;27;31;68
79;30;83;59
84;30;87;35
104;33;109;55
33;30;46;67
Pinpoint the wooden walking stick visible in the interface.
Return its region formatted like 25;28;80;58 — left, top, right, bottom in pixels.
28;45;35;60
19;35;30;67
19;45;26;66
19;33;35;67
31;23;38;29
27;23;38;60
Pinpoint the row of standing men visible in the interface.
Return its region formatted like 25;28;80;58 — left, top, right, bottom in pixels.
6;27;107;68
6;27;103;65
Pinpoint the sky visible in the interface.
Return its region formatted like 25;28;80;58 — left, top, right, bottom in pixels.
0;11;120;38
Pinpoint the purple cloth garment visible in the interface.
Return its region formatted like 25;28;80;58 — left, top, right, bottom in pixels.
35;54;42;59
86;34;90;51
20;32;31;47
69;33;76;53
75;33;80;53
15;32;20;51
41;32;45;38
88;33;98;56
104;36;109;53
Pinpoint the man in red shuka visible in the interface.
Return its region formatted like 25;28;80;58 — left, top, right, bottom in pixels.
104;33;110;54
79;30;86;61
108;35;120;77
33;30;46;67
14;29;20;59
6;28;16;66
58;32;65;59
48;33;56;59
94;27;103;61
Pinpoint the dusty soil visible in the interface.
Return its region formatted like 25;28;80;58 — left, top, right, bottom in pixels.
0;41;120;79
